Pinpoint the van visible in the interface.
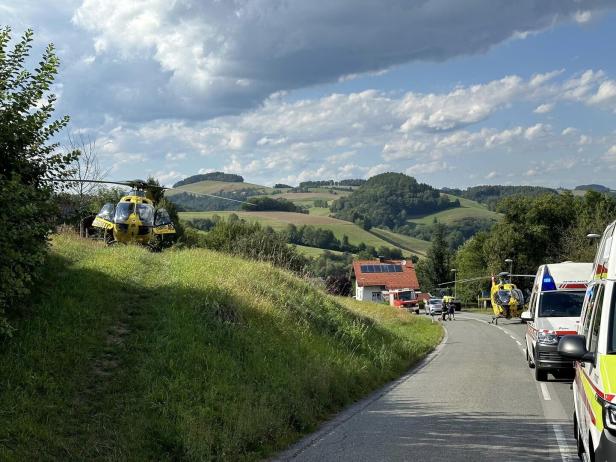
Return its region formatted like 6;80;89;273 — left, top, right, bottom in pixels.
559;223;616;461
522;262;592;381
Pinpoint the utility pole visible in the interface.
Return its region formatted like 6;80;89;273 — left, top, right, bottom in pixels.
451;268;457;298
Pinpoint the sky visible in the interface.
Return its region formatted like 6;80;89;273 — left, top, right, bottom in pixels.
4;0;616;188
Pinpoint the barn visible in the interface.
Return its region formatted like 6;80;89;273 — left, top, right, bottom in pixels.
352;258;420;302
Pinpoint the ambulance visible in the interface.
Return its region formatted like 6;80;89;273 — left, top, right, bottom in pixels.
558;221;616;461
522;262;592;382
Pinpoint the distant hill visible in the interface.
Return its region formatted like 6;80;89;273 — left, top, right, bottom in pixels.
331;172;459;229
173;172;244;187
442;185;558;210
574;184;611;193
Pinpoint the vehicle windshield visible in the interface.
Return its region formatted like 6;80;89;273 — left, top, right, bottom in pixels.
538;291;585;317
429;299;441;304
114;202;134;223
399;291;414;301
137;204;154;226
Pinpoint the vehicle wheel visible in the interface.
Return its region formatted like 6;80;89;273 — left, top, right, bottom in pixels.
535;367;547;381
526;348;535;369
415;309;420;315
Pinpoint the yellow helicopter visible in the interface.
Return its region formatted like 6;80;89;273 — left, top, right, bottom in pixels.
438;271;531;324
54;178;255;249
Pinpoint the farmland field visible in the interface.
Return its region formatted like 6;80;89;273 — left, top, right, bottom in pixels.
370;228;430;256
167;180;273;196
407;194;501;225
179;211;427;256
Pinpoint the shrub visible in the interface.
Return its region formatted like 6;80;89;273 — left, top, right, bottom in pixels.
0;28;77;335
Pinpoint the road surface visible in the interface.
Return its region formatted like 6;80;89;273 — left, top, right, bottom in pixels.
276;313;577;462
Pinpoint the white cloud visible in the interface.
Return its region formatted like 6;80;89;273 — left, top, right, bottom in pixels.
574;11;592;24
485;171;497;179
534;103;554;114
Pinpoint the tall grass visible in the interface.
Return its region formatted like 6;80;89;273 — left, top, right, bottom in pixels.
0;234;442;460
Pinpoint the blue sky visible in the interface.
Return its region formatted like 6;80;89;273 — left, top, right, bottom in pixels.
5;1;616;188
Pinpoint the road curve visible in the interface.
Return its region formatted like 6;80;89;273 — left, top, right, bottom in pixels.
275;313;577;462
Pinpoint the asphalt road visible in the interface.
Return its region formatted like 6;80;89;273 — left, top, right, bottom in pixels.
275;313;577;462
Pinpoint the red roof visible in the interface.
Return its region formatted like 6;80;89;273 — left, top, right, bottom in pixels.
352;259;419;290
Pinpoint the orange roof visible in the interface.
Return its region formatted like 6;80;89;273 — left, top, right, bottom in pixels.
352;259;419;289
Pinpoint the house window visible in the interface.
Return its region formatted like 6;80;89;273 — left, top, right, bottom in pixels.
372;292;382;302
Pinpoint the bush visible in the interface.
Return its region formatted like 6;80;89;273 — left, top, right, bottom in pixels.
0;28;76;335
242;196;306;213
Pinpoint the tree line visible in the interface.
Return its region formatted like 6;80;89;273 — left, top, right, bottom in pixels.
416;191;616;302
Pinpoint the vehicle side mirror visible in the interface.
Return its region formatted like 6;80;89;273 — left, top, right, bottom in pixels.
558;335;595;364
520;311;533;322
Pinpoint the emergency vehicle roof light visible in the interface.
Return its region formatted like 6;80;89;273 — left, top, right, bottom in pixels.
541;267;557;291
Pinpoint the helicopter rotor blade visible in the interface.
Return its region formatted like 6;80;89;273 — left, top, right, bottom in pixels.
50;178;135;187
438;276;492;286
166;187;257;206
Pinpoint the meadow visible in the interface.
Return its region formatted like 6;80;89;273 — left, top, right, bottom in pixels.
178;211;428;256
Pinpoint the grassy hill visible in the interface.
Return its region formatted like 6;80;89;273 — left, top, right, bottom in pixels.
370;228;431;256
0;234;441;460
179;211;429;256
167;179;273;196
407;194;501;225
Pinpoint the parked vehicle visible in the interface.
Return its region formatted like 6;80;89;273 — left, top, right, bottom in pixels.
522;262;592;381
382;288;419;313
559;223;616;461
425;298;443;315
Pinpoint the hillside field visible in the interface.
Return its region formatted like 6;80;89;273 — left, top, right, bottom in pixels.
179;211;429;256
167;179;273;196
0;234;442;460
407;194;501;225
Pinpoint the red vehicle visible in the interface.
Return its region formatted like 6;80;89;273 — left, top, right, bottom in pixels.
383;288;419;313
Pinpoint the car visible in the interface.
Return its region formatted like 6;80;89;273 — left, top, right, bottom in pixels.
558;221;616;462
521;262;592;381
425;298;443;315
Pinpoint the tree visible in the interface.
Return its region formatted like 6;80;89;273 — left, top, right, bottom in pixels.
0;28;77;335
420;223;450;292
65;131;109;216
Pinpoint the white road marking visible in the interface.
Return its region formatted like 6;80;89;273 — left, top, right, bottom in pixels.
516;340;522;346
540;383;551;401
552;424;574;462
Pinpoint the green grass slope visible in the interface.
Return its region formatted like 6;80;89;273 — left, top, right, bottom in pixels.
370;228;430;256
179;211;424;255
407;194;501;225
0;234;441;461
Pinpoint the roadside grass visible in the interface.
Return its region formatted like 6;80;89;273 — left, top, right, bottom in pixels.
0;234;442;461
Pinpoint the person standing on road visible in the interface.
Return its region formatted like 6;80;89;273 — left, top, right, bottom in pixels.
448;301;455;320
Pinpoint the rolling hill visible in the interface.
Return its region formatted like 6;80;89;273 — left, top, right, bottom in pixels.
179;211;430;257
407;194;501;225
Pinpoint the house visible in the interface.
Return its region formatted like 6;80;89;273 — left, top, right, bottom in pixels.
352;258;420;302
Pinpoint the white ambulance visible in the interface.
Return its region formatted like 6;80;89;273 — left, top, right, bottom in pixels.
522;262;592;381
559;222;616;461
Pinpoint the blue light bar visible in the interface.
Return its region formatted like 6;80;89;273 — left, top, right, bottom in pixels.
541;268;557;291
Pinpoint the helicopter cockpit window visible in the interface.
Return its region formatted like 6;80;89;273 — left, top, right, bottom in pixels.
137;204;154;226
97;203;115;221
154;208;172;226
495;290;511;305
114;202;134;224
511;289;524;304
